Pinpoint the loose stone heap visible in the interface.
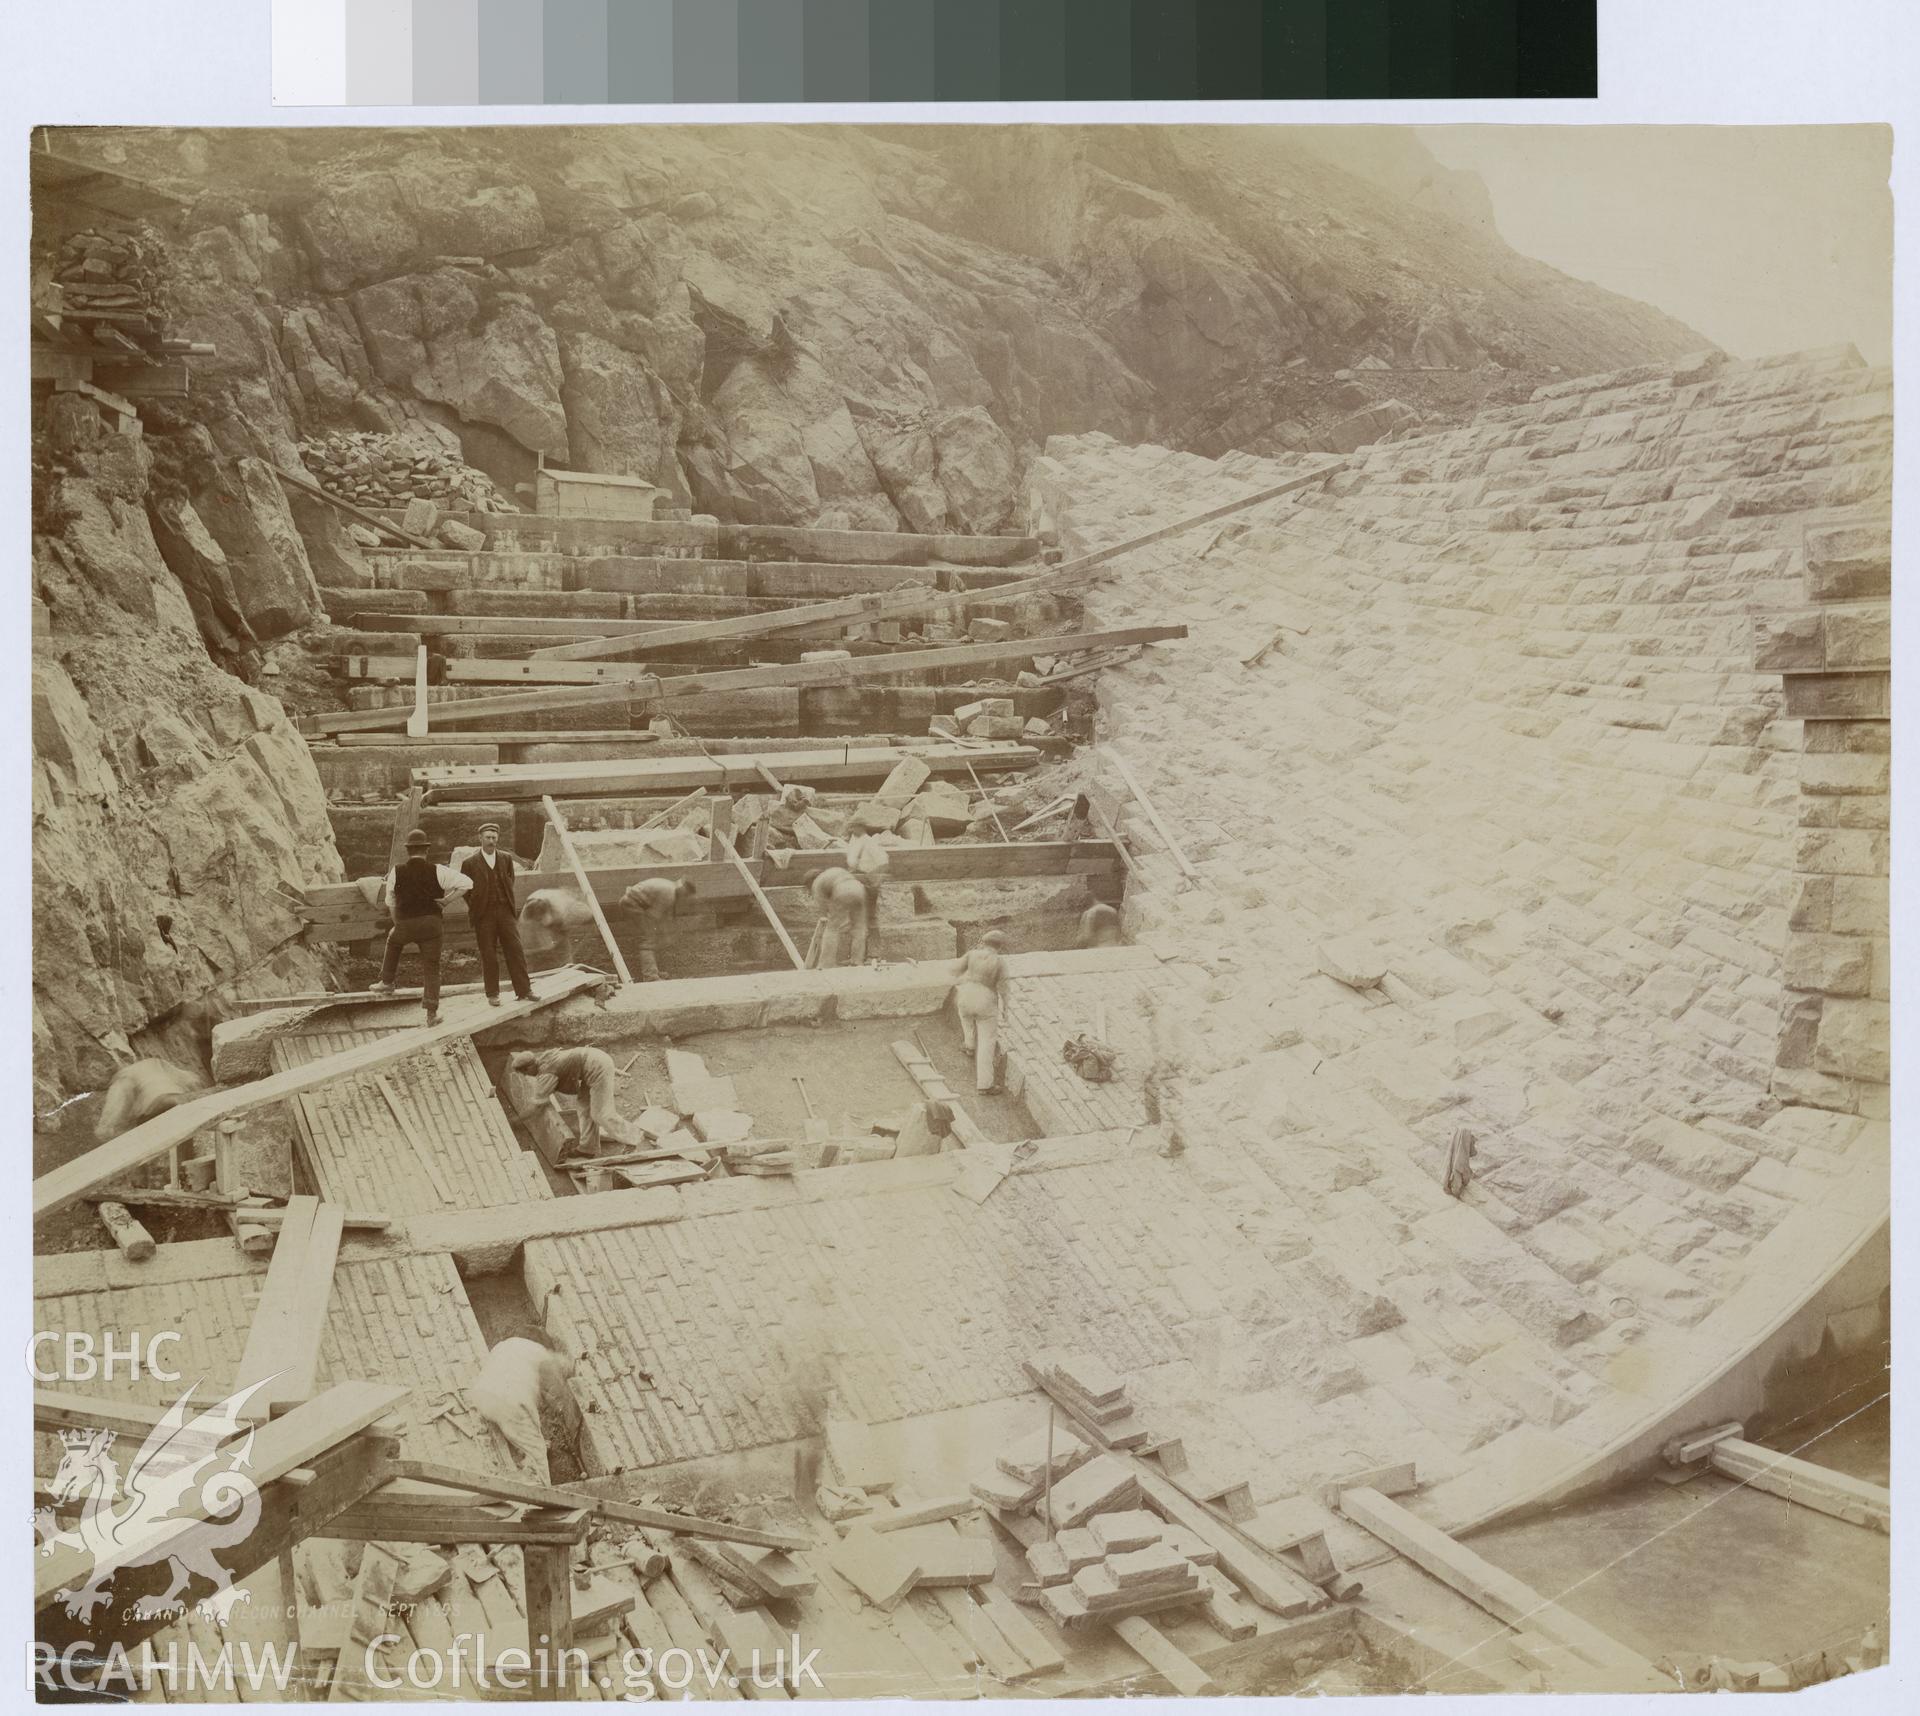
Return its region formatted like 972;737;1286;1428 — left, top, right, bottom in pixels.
53;223;175;326
298;430;509;514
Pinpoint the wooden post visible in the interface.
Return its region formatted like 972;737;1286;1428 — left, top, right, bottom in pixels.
1103;746;1198;882
386;786;424;872
707;793;734;862
965;760;1010;842
721;845;807;970
540;796;633;985
522;1542;574;1700
405;645;430;738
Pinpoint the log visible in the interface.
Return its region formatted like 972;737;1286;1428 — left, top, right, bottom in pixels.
273;463;435;549
543;796;634;984
97;1200;155;1261
300;629;1181;734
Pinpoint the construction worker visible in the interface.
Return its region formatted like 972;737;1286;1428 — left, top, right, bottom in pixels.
952;930;1010;1095
465;1336;575;1479
519;886;593;965
619;877;696;981
460;820;532;1006
509;1047;626;1156
94;1058;204;1141
1079;902;1122;947
369;828;472;1025
763;783;817;850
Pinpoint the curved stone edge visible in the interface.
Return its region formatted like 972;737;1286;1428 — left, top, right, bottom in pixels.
1427;1133;1889;1537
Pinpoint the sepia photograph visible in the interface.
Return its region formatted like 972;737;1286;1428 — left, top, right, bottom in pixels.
27;117;1890;1700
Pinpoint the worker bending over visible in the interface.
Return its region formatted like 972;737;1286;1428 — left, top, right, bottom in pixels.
1079;902;1121;947
951;930;1011;1094
369;827;473;1025
465;1336;575;1479
619;877;696;981
808;840;890;969
510;1046;626;1156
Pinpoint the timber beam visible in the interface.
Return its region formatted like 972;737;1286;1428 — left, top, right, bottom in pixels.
296;842;1125;941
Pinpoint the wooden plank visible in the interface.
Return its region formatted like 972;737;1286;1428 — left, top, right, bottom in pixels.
1127;1462;1327;1618
299;841;1121;940
1708;1438;1890;1532
1103;746;1199;881
1110;1615;1218;1695
542;796;634;984
1338;1486;1661;1684
327;1544;403;1702
721;842;807;970
36;1383;407;1609
273;463;435;549
375;1073;456;1205
1044;460;1345;583
410;742;1036;801
301;628;1173;734
389;1459;811;1550
523;1543;574;1699
442;623;1188;688
231;1195;317;1413
314;1499;590;1546
278;1203;344;1411
33;970;603;1219
973;1585;1066;1678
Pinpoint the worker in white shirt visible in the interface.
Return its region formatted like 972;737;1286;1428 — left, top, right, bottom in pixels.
464;1336;575;1478
367;827;473;1025
952;930;1011;1094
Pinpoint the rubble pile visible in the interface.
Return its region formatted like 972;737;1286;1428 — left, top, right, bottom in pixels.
298;431;510;515
53;224;175;327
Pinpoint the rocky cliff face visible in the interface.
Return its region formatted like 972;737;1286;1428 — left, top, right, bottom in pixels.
55;125;1709;537
32;123;1710;1109
31;400;339;1112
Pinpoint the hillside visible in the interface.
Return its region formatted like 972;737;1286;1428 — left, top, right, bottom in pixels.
30;123;1710;1108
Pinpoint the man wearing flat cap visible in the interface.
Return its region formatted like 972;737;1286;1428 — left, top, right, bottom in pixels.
368;828;472;1024
461;819;533;1007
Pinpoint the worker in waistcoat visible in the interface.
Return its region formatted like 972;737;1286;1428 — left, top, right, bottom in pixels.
952;930;1011;1094
368;828;472;1025
460;820;533;1006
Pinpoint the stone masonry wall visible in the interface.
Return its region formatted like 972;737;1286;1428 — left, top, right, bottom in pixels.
1755;524;1892;1116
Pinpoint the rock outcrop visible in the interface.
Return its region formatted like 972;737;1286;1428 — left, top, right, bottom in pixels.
31;406;338;1112
51;125;1710;539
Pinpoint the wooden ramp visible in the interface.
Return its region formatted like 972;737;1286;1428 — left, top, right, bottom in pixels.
271;1033;547;1215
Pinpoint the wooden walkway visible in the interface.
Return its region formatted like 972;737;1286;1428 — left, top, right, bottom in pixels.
272;1031;547;1215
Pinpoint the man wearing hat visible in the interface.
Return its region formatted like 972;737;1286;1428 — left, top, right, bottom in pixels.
461;819;532;1007
368;828;473;1024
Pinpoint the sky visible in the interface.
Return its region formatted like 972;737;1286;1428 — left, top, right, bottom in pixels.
1418;127;1892;367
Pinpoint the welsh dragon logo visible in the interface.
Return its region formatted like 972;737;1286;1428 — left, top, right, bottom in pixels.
36;1378;274;1627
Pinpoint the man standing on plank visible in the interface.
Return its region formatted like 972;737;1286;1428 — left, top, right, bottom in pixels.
368;828;472;1025
461;819;533;1007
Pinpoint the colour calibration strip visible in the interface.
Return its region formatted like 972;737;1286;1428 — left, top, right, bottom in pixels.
273;1;1597;106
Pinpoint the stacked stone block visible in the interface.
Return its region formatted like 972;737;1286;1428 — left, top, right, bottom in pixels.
1754;523;1891;1116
